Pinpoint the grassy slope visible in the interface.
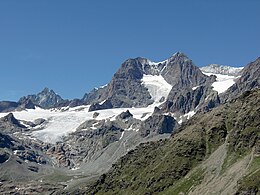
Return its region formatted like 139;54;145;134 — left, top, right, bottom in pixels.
81;89;260;195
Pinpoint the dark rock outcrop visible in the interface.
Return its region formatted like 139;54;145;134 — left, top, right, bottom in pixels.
0;101;19;112
160;84;220;116
0;113;26;133
140;114;179;137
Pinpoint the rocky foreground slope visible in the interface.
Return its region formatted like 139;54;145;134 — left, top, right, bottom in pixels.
78;89;260;195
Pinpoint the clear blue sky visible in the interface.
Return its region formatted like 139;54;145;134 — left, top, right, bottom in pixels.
0;0;259;101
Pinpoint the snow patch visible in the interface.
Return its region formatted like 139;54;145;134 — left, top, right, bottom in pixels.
99;99;107;105
141;74;172;104
192;86;199;90
119;131;124;140
184;110;196;120
202;72;238;94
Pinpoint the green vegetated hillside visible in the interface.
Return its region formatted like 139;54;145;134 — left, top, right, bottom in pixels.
81;89;260;195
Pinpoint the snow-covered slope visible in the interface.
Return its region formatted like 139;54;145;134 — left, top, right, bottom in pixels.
141;75;172;103
200;63;243;94
202;72;239;94
0;104;158;143
0;73;174;143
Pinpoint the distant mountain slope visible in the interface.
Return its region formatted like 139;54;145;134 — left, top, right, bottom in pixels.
200;64;243;76
0;101;19;112
81;89;260;195
19;87;65;109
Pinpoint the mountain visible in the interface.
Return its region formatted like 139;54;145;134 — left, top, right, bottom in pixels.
0;88;65;112
1;52;259;194
18;87;65;109
200;64;243;76
81;89;260;195
85;52;214;113
221;57;260;102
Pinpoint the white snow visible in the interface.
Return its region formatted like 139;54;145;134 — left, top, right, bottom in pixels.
99;99;107;105
200;64;243;76
71;167;80;171
119;131;124;140
0;74;171;144
141;74;172;104
0;103;157;143
192;86;199;90
184;110;196;120
202;72;238;94
99;84;108;89
148;59;168;66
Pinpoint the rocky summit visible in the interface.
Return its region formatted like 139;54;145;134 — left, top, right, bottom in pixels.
19;87;65;109
0;53;259;194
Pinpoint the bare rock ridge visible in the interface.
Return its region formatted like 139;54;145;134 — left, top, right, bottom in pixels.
19;87;64;109
0;88;64;112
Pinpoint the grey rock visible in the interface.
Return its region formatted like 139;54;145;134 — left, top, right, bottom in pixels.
117;110;133;120
0;101;19;112
160;84;220;117
161;52;210;87
19;87;65;109
0;150;10;163
221;57;260;102
86;52;213;112
0;113;26;133
140;114;179;137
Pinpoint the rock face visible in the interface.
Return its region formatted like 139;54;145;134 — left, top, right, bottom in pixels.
160;84;220;116
0;113;26;133
140;114;179;137
221;57;260;102
0;131;48;165
156;55;219;116
200;64;243;76
160;52;210;88
85;52;214;112
19;87;64;109
87;58;153;109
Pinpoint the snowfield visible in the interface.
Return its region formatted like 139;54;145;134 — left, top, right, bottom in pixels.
0;74;173;144
1;69;242;144
0;104;158;143
202;72;239;94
